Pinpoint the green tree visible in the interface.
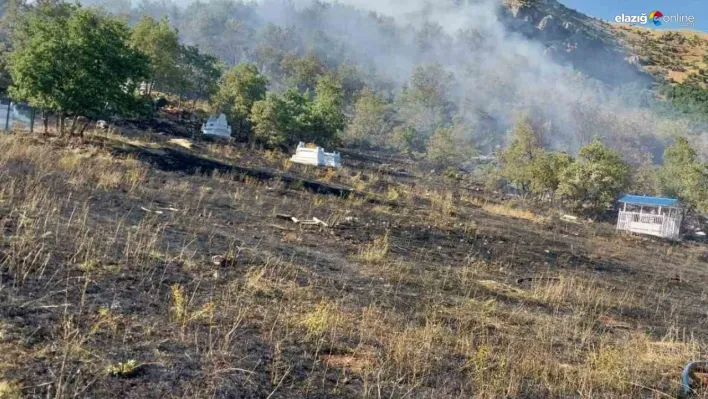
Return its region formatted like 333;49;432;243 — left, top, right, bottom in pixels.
9;4;148;135
280;51;326;92
345;87;389;147
177;44;222;109
629;153;661;196
659;137;708;214
211;63;268;140
131;16;180;95
307;74;345;145
426;124;476;166
528;151;574;199
395;64;455;150
556;139;630;215
250;88;310;148
500;115;542;192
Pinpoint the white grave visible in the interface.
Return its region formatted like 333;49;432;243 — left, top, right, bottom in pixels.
290;142;341;168
201;114;232;138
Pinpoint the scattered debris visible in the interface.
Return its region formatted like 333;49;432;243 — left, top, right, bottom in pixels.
212;255;237;267
276;214;329;227
290;142;342;168
516;276;561;286
96;120;109;130
105;360;141;378
560;214;580;224
140;206;163;214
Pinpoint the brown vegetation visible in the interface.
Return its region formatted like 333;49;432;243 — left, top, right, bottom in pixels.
0;129;706;398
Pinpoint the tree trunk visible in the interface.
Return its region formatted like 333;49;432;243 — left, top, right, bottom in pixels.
78;120;89;138
42;111;48;135
69;115;79;136
59;112;66;137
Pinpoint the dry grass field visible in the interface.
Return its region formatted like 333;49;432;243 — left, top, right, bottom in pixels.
0;128;707;398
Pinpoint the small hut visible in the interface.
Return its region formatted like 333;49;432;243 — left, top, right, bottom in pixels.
616;195;682;239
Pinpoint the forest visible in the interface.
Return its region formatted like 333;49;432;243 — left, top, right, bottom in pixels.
0;0;707;216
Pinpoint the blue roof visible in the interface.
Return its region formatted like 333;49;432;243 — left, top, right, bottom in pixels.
618;195;679;207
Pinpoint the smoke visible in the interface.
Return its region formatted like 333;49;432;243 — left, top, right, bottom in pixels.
84;0;701;158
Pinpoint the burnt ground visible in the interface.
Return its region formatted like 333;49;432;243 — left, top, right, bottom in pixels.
0;131;707;398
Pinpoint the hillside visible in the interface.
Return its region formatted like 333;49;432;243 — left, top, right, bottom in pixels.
611;25;708;86
0;124;707;398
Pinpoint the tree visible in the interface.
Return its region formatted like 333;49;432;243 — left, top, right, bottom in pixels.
177;45;221;109
528;151;574;199
426;124;476;166
345;87;389;147
211;63;268;140
307;74;345;146
280;51;326;92
500;115;542;192
250;88;309;148
556;139;630;215
131;16;180;95
395;64;455;150
659;137;708;215
629;153;661;196
9;4;149;135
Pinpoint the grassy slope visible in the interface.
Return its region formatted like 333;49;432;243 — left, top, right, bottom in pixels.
611;24;708;86
0;124;706;398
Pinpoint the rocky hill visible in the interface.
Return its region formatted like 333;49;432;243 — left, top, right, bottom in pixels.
501;0;708;88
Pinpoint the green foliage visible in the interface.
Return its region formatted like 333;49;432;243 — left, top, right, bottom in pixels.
211;63;268;139
280;51;326;92
556;139;630;215
250;78;345;148
308;74;345;144
131;16;180;94
659;137;708;214
500;115;542;192
629;154;661;196
345;87;389;147
395;64;455;151
176;44;222;108
528;151;573;196
251;88;308;148
8;3;149;129
392;125;420;156
426;124;476;166
661;82;708;119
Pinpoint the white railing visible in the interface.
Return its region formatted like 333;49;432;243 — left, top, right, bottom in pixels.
617;211;680;239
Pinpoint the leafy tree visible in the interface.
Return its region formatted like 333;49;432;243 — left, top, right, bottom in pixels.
280;51;326;92
131;16;180;95
556;139;630;215
9;3;149;135
345;87;389;147
528;151;574;199
426;124;476;166
177;44;221;109
395;64;455;150
307;74;345;145
211;63;268;140
250;88;309;148
629;153;661;196
659;137;708;214
500;115;542;192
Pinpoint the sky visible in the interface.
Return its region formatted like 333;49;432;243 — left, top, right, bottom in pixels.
562;0;708;31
